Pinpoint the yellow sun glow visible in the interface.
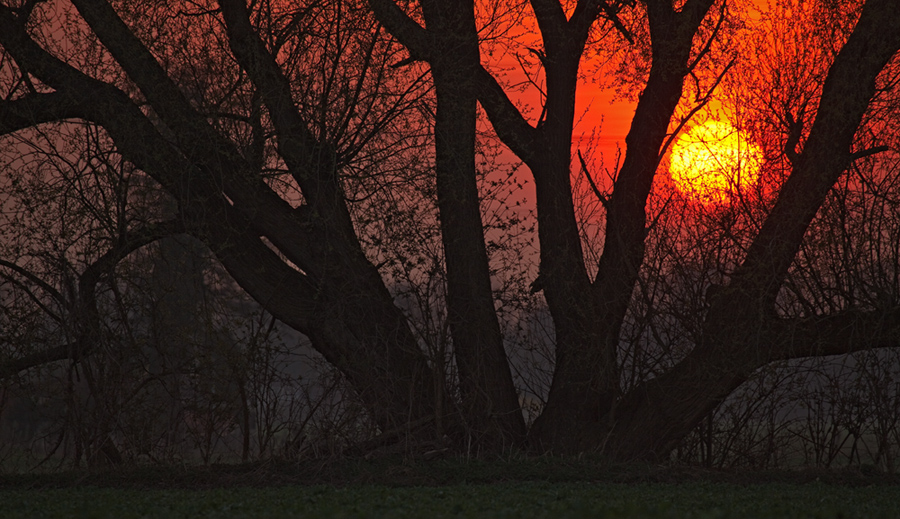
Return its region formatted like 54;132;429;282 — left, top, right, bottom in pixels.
669;120;763;204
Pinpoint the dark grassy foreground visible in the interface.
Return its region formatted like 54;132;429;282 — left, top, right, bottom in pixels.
7;482;900;518
2;458;899;518
3;481;900;518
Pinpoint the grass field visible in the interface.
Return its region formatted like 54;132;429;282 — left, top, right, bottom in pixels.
2;458;899;518
3;480;900;518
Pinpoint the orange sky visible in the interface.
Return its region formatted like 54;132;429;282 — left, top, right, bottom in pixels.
477;0;779;164
477;0;781;197
482;45;636;182
574;82;635;170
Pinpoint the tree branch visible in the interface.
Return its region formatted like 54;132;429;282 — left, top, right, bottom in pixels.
726;0;900;307
366;0;433;61
594;1;634;45
0;259;65;307
0;219;185;380
657;57;736;164
849;145;891;162
686;0;727;72
69;0;323;256
218;0;337;195
0;4;329;280
471;65;541;164
366;1;540;162
69;0;212;147
0;91;83;135
0;343;75;379
578;149;609;208
0;269;64;324
772;305;900;362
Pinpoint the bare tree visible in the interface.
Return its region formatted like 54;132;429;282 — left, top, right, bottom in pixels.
2;0;899;462
370;0;900;457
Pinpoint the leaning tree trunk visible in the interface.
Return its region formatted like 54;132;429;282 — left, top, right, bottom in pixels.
0;0;449;439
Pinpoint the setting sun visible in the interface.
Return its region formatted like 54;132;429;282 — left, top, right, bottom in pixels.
669;120;763;204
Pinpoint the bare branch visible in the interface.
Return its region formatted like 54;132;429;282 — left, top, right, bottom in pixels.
218;0;336;190
0;91;83;135
686;0;728;72
0;259;65;307
596;1;635;45
772;306;900;362
366;0;432;61
471;65;541;164
657;57;736;164
729;0;900;306
849;145;891;162
0;343;74;379
578;149;609;208
69;0;210;145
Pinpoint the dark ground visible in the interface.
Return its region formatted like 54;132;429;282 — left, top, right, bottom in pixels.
1;455;897;490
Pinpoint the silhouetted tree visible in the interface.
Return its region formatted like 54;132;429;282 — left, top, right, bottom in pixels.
1;0;899;461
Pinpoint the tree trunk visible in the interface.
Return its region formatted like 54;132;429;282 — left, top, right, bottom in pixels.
425;0;526;449
203;214;443;435
529;1;711;454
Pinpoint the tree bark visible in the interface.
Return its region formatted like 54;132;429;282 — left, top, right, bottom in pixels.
424;0;527;448
526;0;715;453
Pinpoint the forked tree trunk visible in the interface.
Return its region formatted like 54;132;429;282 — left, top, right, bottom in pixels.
529;0;714;454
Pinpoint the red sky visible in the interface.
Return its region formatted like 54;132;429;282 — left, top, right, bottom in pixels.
482;46;636;181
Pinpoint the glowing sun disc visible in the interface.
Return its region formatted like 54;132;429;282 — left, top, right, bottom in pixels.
669;120;763;203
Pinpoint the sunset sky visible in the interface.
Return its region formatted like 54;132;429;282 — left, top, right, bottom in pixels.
473;0;862;208
475;0;779;205
2;0;900;477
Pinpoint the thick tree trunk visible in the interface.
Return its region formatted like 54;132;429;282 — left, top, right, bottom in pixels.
425;0;526;449
0;0;446;437
482;6;620;453
217;0;457;438
526;147;609;452
201;206;443;435
529;1;711;454
604;293;768;461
